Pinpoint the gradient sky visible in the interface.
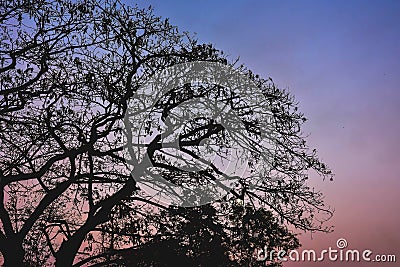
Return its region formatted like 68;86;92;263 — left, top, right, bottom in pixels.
129;0;400;266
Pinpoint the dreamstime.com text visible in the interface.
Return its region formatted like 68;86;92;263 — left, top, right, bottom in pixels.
257;238;397;263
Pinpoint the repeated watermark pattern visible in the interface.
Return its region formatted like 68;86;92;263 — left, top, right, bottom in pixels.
122;61;274;207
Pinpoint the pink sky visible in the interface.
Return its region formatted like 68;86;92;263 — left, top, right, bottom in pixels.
144;0;400;265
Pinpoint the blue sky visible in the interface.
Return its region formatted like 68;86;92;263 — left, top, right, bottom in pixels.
127;1;400;265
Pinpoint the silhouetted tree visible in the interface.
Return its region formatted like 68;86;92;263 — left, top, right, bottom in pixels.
0;0;333;266
112;200;300;267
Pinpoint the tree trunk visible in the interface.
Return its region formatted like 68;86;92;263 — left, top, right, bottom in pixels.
2;241;26;267
55;237;82;267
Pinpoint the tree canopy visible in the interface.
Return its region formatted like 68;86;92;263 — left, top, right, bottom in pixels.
0;0;333;266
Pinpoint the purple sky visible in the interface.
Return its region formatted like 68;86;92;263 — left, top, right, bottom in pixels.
131;0;400;266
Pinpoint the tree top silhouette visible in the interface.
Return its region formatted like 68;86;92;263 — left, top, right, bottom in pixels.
0;0;333;266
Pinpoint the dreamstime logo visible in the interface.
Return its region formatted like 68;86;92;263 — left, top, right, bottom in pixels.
257;238;397;263
121;61;275;207
336;238;348;249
